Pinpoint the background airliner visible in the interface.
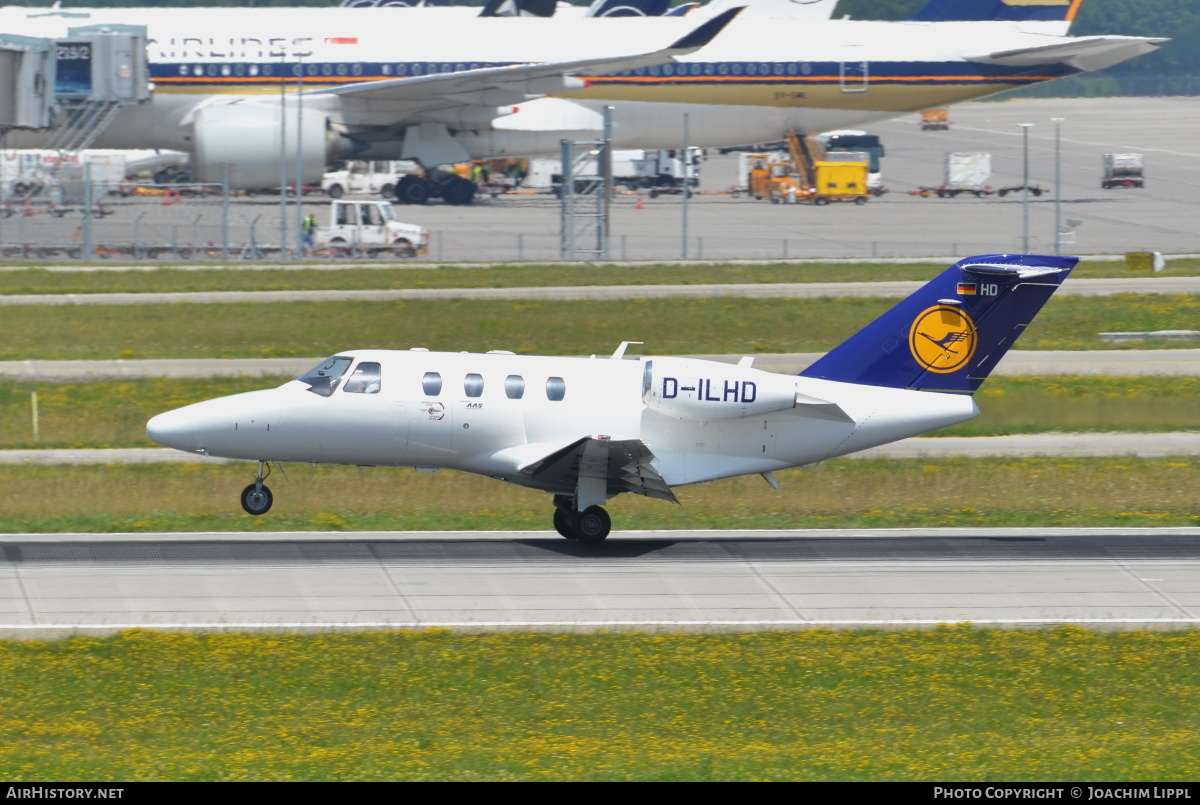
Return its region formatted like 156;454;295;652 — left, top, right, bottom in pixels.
148;252;1077;543
0;1;1162;191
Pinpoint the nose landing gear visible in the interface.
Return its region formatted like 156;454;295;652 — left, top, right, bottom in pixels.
552;496;611;544
240;460;275;515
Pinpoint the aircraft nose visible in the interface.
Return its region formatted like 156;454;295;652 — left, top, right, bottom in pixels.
147;408;195;452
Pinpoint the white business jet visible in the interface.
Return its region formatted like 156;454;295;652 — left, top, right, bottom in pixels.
148;252;1076;543
0;2;1163;196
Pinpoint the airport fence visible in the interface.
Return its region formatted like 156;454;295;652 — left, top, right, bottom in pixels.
0;188;1192;264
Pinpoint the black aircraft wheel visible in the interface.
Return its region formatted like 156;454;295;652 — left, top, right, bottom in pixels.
553;507;576;540
240;483;274;516
572;506;611;545
441;177;476;206
395;175;430;205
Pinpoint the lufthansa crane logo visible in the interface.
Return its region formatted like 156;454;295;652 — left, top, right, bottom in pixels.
908;305;978;374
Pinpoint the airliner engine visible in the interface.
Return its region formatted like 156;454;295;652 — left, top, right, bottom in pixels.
192;103;339;189
641;357;797;421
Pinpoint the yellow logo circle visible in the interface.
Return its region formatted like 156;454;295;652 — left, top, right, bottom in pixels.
908;305;978;374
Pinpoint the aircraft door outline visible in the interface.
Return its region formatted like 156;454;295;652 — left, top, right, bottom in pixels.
839;57;868;93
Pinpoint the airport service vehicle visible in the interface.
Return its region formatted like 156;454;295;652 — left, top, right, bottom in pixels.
747;131;868;205
314;200;428;257
0;2;1162;191
147;252;1076;543
815;130;886;195
322;160;419;199
1101;153;1145;189
912;151;994;198
920;109;951;131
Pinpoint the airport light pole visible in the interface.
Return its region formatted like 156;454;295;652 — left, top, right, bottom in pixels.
681;112;689;259
1052;117;1063;255
278;44;289;262
1018;122;1033;253
295;50;305;259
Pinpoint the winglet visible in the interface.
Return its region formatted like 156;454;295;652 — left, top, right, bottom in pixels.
667;6;743;53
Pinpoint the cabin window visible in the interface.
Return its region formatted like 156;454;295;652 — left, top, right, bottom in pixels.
397;63;407;75
337;64;349;76
546;377;566;402
703;63;714;76
298;355;353;397
382;64;392;76
774;63;784;75
249;64;260;76
343;362;382;394
690;63;701;76
663;64;674;76
717;63;728;76
732;63;743;76
505;375;525;399
464;373;484;398
746;63;757;76
422;371;442;396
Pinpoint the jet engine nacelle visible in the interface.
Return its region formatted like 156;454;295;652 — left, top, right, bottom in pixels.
641;358;797;421
192;102;333;190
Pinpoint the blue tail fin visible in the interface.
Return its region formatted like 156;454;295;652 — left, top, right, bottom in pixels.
799;253;1077;394
911;0;1082;22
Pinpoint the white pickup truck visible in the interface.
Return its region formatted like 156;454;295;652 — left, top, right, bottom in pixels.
314;200;429;258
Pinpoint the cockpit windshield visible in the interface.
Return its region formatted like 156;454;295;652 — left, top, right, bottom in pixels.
298;355;353;397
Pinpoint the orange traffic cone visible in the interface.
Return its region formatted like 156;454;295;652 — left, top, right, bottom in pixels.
634;197;643;210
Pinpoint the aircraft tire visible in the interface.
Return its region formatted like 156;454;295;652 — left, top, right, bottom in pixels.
572;506;610;544
240;483;273;516
441;177;476;206
395;175;430;205
553;507;576;540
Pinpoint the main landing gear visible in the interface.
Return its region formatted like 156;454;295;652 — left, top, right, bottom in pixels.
240;460;274;515
552;495;611;544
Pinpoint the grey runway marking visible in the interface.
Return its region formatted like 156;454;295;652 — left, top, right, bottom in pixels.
0;276;1196;306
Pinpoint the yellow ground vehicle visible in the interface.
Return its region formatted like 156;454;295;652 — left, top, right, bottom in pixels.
746;132;869;205
921;108;951;131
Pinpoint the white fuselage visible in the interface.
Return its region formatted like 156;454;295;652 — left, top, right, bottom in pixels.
1;6;1097;161
147;349;978;492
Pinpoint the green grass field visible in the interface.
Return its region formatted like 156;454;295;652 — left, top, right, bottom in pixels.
1;294;1193;361
1;257;1193;295
1;375;1196;450
2;628;1197;780
0;457;1194;532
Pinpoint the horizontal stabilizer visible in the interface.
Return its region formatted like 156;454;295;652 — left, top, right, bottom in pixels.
912;0;1081;23
789;392;854;423
968;36;1167;73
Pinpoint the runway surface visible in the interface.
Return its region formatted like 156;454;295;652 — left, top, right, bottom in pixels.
1;276;1196;307
3;527;1198;637
2;432;1197;466
3;349;1199;379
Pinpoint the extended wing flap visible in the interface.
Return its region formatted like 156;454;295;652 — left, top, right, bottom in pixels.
519;436;679;504
967;35;1167;73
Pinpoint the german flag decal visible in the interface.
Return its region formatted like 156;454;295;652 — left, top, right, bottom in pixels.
956;282;977;295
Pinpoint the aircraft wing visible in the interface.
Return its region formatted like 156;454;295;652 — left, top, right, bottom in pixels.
967;35;1168;73
314;7;741;111
519;436;679;504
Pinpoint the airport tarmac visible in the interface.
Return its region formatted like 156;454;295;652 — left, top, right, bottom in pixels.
3;432;1197;466
1;275;1196;306
2;527;1198;637
3;349;1198;380
4;97;1200;263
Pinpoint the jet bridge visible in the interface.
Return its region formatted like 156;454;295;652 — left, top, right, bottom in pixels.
1;25;149;150
0;35;56;131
